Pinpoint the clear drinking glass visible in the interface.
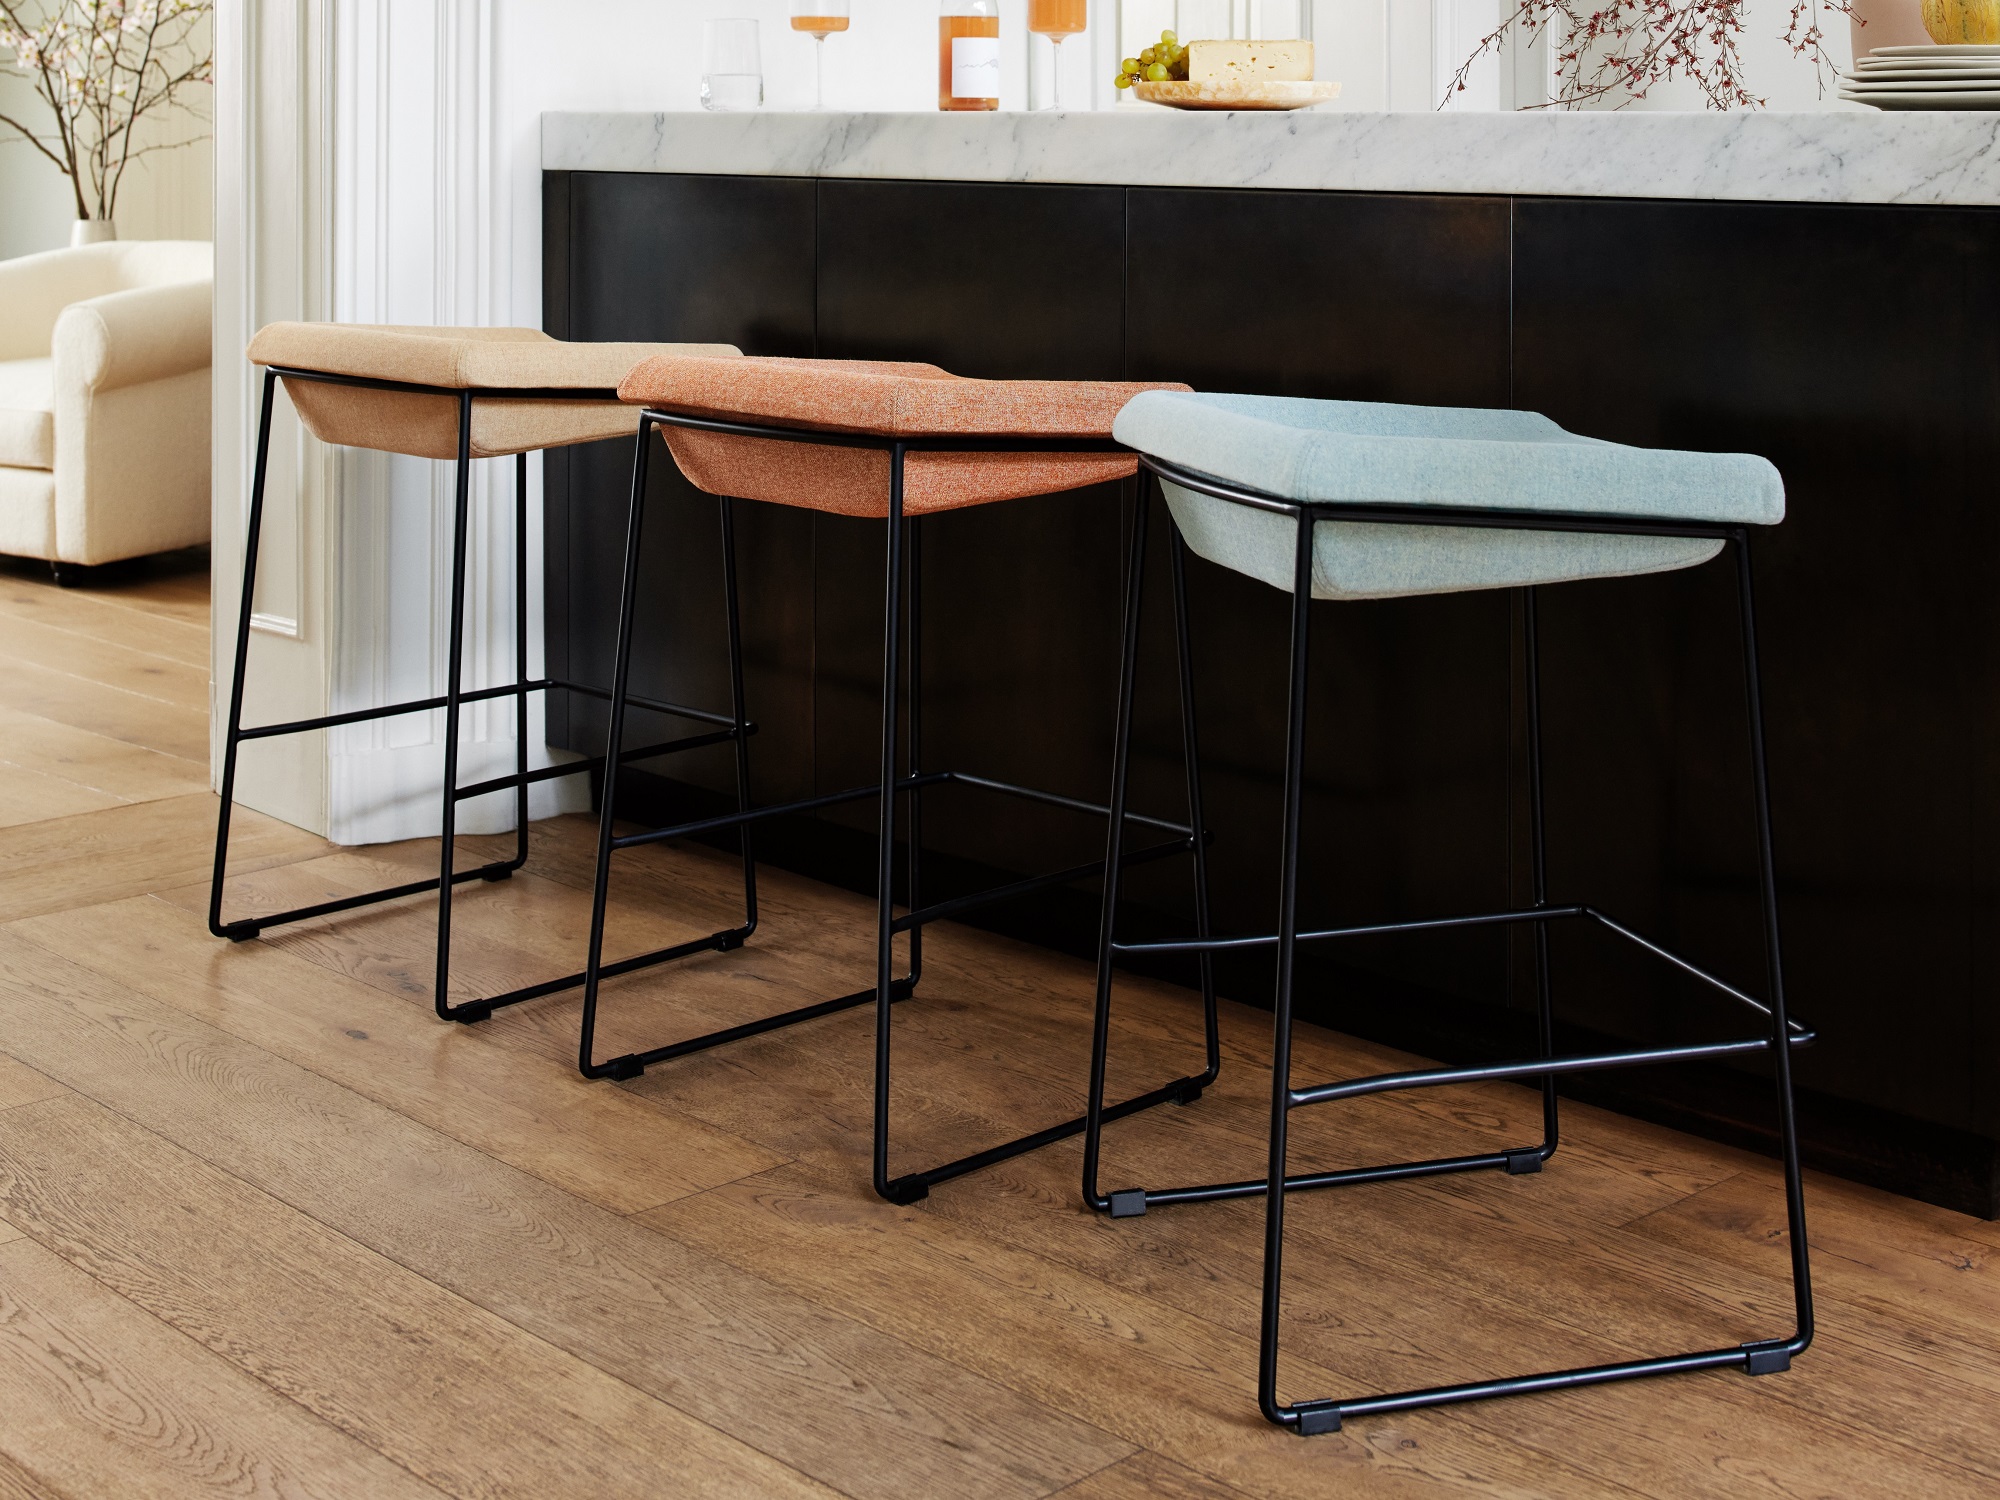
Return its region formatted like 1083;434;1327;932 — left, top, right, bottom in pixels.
790;1;850;111
1028;0;1087;109
701;18;764;111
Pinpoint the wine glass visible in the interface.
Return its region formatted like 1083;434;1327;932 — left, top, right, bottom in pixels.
1028;0;1086;109
790;0;850;111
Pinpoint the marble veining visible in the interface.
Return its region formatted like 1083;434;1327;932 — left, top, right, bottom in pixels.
544;108;2000;207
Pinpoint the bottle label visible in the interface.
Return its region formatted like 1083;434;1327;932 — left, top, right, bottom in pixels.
951;36;1000;99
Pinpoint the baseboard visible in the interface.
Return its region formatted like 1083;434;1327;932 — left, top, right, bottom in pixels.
610;768;2000;1221
329;739;589;845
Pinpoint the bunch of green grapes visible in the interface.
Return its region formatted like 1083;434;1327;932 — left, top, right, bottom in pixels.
1113;30;1189;91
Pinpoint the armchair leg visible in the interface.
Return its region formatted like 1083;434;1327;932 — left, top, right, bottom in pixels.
50;561;98;589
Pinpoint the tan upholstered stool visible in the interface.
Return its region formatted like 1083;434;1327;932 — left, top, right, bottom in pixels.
210;325;745;1027
561;355;1219;1207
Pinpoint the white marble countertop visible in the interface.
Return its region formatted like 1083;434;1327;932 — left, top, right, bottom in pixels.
544;108;2000;207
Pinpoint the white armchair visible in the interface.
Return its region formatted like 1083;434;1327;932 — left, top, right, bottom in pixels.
0;241;213;580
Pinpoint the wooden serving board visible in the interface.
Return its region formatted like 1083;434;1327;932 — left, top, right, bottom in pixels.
1132;79;1341;109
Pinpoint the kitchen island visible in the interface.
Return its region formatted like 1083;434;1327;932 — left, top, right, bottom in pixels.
542;109;2000;1217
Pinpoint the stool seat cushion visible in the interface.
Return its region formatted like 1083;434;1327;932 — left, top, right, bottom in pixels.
246;324;742;461
1113;391;1785;600
618;355;1189;517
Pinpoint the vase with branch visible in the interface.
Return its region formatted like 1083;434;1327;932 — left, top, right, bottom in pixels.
0;0;213;245
1446;0;1851;110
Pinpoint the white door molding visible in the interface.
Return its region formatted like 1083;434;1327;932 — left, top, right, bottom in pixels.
212;0;335;833
213;0;582;845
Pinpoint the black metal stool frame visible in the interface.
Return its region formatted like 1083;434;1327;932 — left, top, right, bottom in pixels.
577;409;1222;1206
211;366;757;1023
1083;456;1816;1433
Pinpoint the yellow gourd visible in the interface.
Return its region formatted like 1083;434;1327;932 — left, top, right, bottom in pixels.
1924;0;2000;43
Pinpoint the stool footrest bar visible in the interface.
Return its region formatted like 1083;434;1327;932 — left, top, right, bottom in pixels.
1112;903;1590;956
1107;1147;1531;1215
236;681;740;744
444;924;753;1024
237;680;559;741
1290;1036;1790;1109
451;757;593;804
611;780;899;851
1115;904;1816;1043
608;768;1141;854
1580;906;1800;1031
884;1073;1211;1205
891;837;1191;934
555;680;744;730
942;771;1195;837
586;976;919;1080
452;727;749;804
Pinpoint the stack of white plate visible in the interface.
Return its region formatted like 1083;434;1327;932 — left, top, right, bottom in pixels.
1841;44;2000;109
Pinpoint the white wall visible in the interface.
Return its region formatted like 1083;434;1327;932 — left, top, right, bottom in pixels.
488;0;1859;119
0;21;214;259
1304;0;1859;111
0;70;75;257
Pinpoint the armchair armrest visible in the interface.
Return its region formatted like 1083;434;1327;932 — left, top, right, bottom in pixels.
52;278;212;395
0;246;118;361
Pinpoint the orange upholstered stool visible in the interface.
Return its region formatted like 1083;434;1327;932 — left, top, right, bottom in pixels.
568;355;1218;1207
630;354;1150;515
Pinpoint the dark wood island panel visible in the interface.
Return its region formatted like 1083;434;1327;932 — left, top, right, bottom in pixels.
544;168;2000;1217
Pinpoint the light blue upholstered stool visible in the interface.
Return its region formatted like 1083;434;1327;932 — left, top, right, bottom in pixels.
1083;390;1815;1434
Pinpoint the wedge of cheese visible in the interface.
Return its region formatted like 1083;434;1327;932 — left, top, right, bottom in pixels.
1185;39;1314;85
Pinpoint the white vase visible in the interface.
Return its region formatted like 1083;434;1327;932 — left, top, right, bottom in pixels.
70;219;117;247
1851;0;1933;57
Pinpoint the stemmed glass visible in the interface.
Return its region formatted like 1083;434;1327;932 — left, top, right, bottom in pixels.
1028;0;1086;109
790;0;851;111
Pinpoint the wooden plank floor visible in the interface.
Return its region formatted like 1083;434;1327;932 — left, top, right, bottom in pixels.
1;558;1997;1499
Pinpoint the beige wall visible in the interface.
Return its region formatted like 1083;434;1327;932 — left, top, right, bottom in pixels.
0;21;214;258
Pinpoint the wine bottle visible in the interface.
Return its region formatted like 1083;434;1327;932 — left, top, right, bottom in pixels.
939;0;1001;111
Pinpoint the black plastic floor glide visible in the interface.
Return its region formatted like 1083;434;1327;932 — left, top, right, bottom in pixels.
1108;1189;1148;1219
219;921;262;943
602;1054;646;1082
1503;1148;1545;1175
883;1177;930;1206
1296;1405;1343;1436
1743;1342;1793;1376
